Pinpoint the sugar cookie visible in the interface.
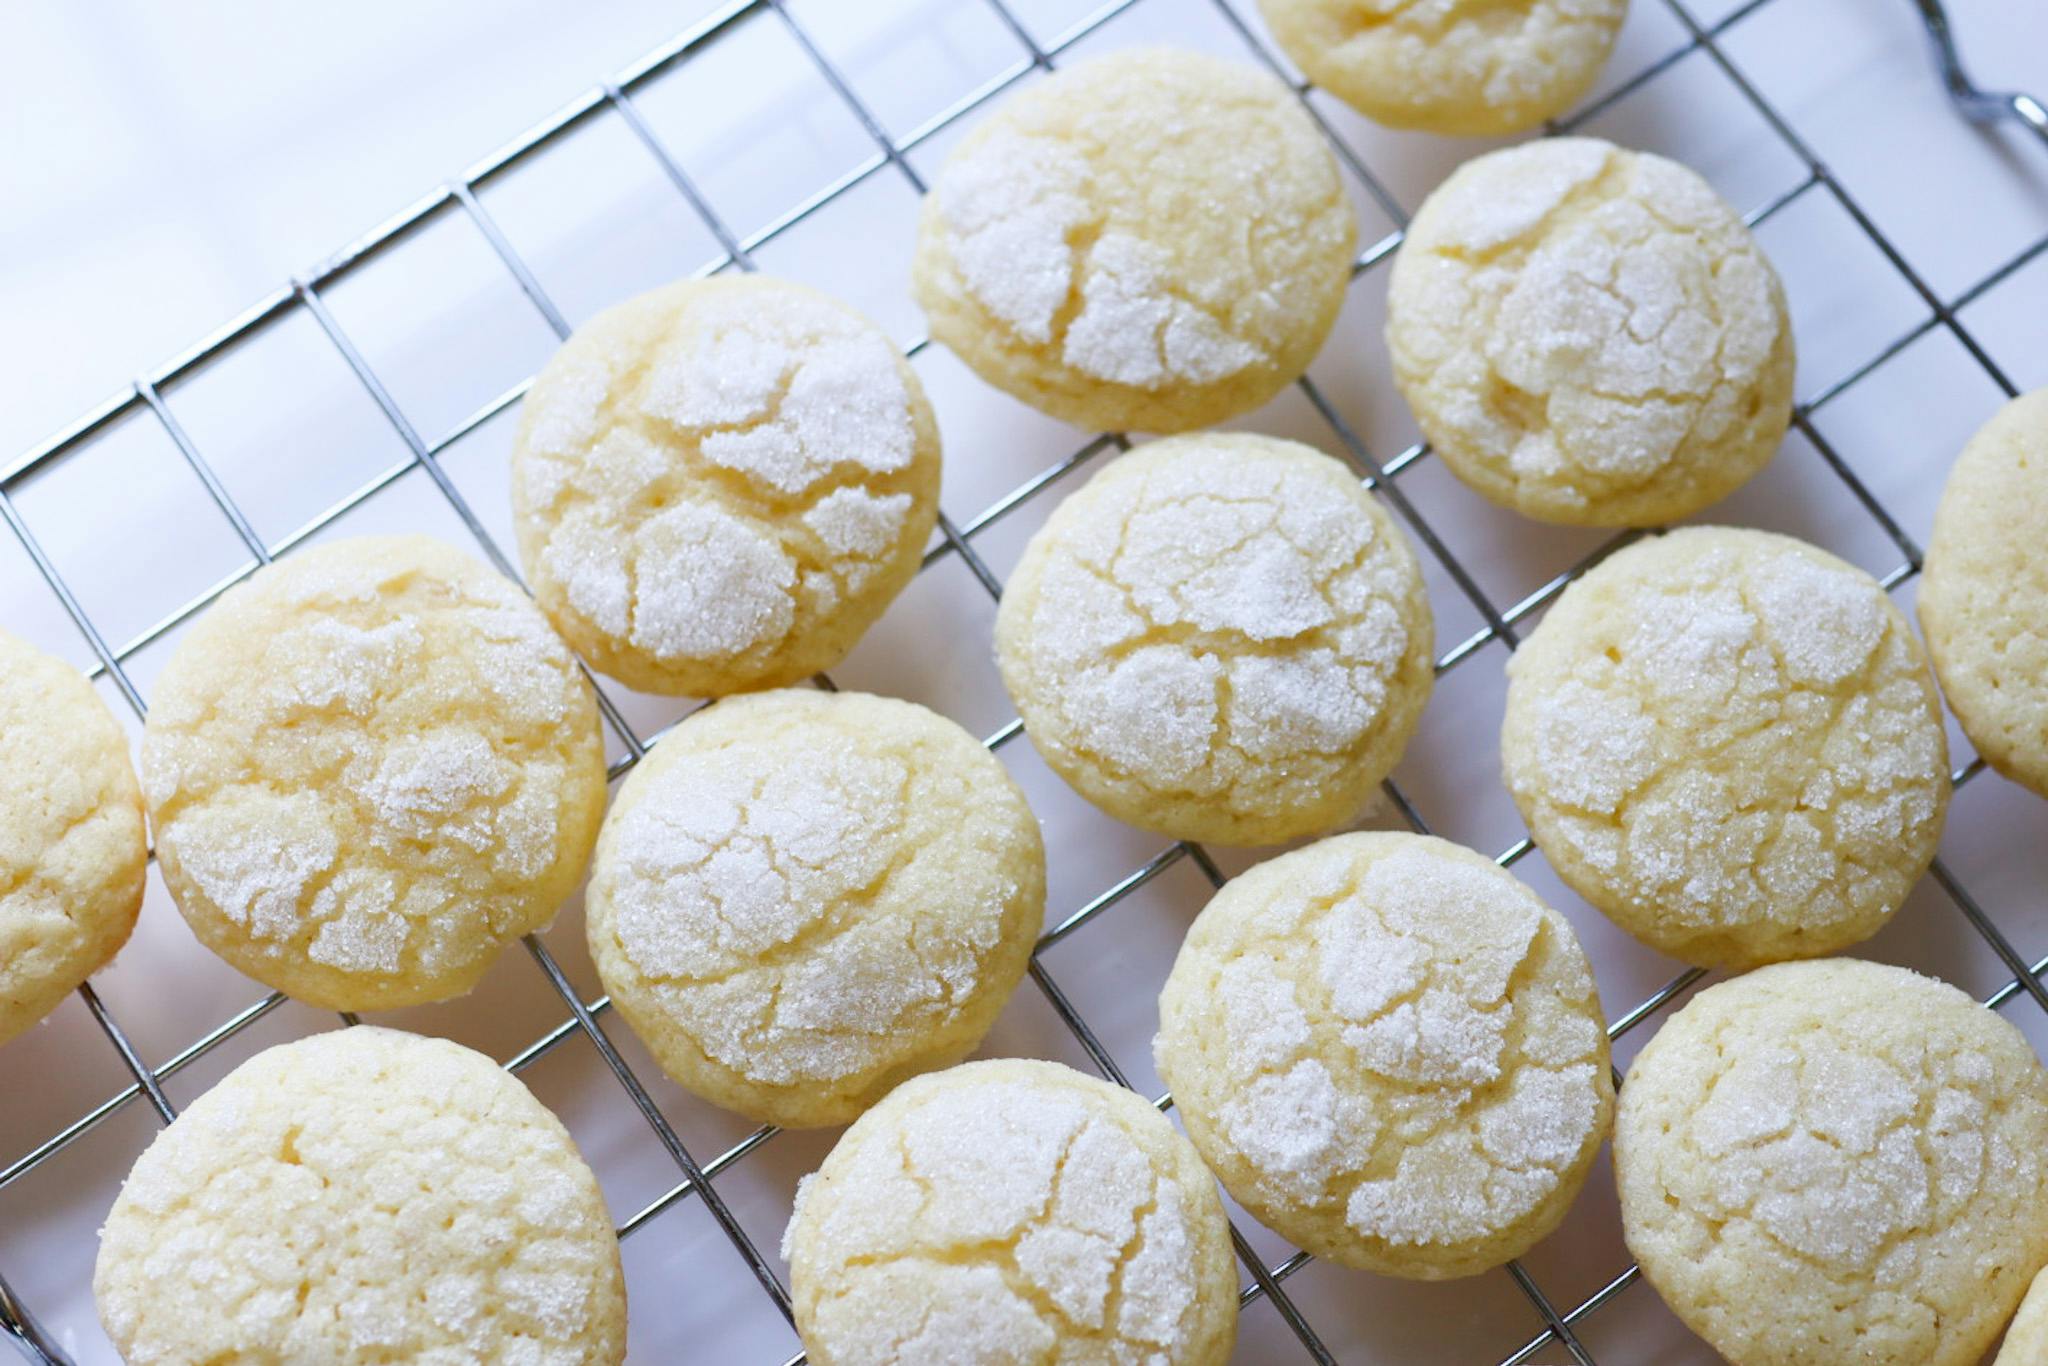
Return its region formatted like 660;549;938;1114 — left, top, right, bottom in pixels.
2000;1265;2048;1365
783;1058;1237;1365
143;535;608;1010
1156;832;1612;1278
995;433;1434;845
1260;0;1628;135
1388;138;1794;526
1919;388;2048;800
1615;959;2048;1366
586;690;1043;1128
95;1026;626;1365
913;47;1356;434
0;629;145;1045
511;275;940;697
1503;527;1947;969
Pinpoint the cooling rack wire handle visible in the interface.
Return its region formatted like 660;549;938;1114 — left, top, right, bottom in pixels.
1912;0;2048;147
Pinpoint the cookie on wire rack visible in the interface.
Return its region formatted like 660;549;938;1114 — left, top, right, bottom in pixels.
1155;831;1614;1279
1502;526;1948;969
995;432;1434;846
1388;137;1794;527
1919;387;2048;802
0;627;146;1046
1615;959;2048;1366
1259;0;1629;135
94;1026;627;1365
782;1058;1238;1365
511;275;941;698
913;47;1356;435
585;689;1043;1128
142;534;608;1011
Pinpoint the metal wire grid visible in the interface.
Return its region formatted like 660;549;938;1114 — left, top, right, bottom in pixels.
1;0;2044;1361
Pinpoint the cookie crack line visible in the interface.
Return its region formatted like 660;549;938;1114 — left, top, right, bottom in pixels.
609;759;920;994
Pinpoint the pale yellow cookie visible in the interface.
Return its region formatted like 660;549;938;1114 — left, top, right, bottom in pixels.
913;47;1356;434
511;275;940;697
1260;0;1628;135
1156;832;1612;1278
1503;527;1947;969
585;690;1043;1128
2000;1265;2048;1364
143;535;607;1010
1920;387;2048;801
783;1058;1238;1365
95;1026;626;1365
995;433;1434;846
1615;959;2048;1366
1388;138;1794;526
0;628;146;1045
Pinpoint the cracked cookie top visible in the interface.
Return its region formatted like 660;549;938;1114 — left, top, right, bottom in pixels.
783;1058;1238;1366
912;47;1356;434
1156;832;1612;1278
1388;138;1794;526
0;627;146;1045
1919;387;2048;801
1503;526;1948;969
1259;0;1628;136
585;689;1044;1128
510;275;940;697
94;1026;627;1366
1615;959;2048;1366
995;433;1434;846
142;535;608;1010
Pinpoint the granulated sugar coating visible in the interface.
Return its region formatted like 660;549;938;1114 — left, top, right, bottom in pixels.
142;535;608;1010
1502;526;1948;969
511;275;939;697
912;47;1356;434
1919;387;2048;801
1259;0;1628;136
0;627;146;1045
584;690;1043;1128
94;1027;626;1366
782;1059;1238;1365
995;433;1434;846
1615;960;2048;1366
1388;138;1794;526
1155;832;1613;1279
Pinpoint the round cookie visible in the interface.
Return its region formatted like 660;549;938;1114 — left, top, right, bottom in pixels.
1388;137;1794;526
0;629;146;1045
143;535;608;1010
511;274;940;697
1919;388;2048;800
1259;0;1628;136
585;689;1043;1128
1156;832;1613;1278
95;1026;626;1365
1503;527;1948;969
913;47;1356;434
995;433;1434;846
783;1058;1238;1365
1615;959;2048;1366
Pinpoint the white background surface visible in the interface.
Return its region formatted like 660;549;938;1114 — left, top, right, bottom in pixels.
3;0;2047;1362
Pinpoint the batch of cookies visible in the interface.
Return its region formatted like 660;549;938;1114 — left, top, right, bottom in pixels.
5;2;2046;1363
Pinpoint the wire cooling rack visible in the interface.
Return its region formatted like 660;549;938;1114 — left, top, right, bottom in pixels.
3;0;2045;1361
